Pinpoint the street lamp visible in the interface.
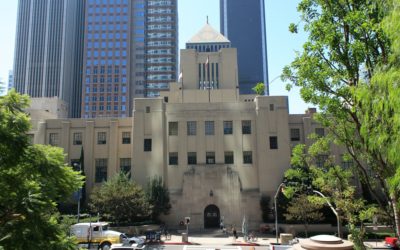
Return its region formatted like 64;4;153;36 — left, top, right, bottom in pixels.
73;162;82;223
312;190;341;238
274;182;286;243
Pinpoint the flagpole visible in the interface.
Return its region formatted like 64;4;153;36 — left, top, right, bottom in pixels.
178;71;183;103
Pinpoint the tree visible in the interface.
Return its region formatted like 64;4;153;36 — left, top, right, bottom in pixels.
282;0;400;237
286;140;377;248
252;82;265;95
0;90;83;250
89;173;152;224
284;194;324;237
146;176;171;221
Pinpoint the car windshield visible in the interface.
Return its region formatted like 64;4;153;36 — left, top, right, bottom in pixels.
102;225;108;230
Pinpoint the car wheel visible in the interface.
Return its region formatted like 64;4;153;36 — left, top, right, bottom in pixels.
100;242;111;250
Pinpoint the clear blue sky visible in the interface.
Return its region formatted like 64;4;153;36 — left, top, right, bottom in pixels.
0;0;311;114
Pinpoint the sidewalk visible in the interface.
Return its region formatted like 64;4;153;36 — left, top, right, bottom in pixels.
149;232;389;248
156;232;274;246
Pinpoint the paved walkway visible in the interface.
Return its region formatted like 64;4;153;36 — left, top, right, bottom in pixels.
156;231;390;248
159;231;278;246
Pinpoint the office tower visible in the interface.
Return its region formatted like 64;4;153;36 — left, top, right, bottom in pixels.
8;70;13;90
82;0;178;118
13;0;85;118
0;79;6;96
220;0;269;95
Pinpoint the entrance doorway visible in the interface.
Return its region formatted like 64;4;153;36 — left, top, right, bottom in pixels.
204;204;220;228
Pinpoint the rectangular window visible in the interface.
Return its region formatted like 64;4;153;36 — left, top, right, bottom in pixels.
169;122;178;136
269;136;278;149
243;151;253;164
27;134;34;144
242;120;251;134
206;152;215;164
270;104;275;111
224;151;234;164
144;139;152;151
49;133;59;146
188;152;197;165
97;132;107;144
122;132;131;144
95;158;107;183
73;132;83;145
341;157;353;169
290;128;300;141
315;128;325;137
316;154;328;168
205;121;214;135
169;152;178;165
187;121;197;136
120;158;131;177
223;121;233;134
146;106;151;113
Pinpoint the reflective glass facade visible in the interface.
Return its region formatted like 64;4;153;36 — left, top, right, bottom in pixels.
82;0;177;118
13;0;85;118
220;0;269;95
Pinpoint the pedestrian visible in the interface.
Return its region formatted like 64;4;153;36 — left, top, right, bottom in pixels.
220;220;224;230
233;227;237;239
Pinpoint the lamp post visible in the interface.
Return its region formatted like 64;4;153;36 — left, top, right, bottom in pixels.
274;183;286;243
73;162;82;223
312;190;341;238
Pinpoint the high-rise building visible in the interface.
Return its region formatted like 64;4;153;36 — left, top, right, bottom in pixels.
8;70;13;90
81;0;177;118
220;0;269;95
13;0;85;118
0;79;6;96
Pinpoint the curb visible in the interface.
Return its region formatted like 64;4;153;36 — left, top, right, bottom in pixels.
229;243;260;246
145;241;199;245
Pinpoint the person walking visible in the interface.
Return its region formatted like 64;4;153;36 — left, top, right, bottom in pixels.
232;227;237;239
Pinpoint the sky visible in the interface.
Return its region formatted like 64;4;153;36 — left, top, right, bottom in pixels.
0;0;311;114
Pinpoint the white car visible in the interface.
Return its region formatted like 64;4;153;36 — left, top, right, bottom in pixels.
121;235;145;245
110;243;145;250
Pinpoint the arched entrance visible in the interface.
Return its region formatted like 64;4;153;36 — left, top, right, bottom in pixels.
204;204;220;228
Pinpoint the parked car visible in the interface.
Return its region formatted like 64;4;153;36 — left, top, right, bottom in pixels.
110;242;145;250
121;235;145;246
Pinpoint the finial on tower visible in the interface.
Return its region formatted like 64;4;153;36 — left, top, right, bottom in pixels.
206;15;209;24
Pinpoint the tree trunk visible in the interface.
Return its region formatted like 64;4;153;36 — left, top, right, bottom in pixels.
391;192;400;237
304;221;309;238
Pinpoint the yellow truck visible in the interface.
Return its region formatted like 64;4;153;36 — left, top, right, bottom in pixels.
70;222;125;250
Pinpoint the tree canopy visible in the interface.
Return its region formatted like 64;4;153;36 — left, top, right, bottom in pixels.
89;173;152;224
0;90;83;250
282;0;400;242
146;176;171;221
252;82;265;95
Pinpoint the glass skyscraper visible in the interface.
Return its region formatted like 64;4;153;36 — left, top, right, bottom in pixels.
220;0;269;95
13;0;85;118
82;0;177;118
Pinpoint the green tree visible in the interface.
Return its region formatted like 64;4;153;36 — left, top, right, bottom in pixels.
0;90;83;250
89;173;152;224
146;176;171;221
284;194;324;237
286;140;377;248
282;0;400;237
252;82;265;95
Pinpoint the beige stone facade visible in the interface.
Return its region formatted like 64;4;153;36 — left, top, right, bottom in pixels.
27;24;350;229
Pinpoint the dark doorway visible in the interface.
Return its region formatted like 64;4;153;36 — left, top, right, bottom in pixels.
204;204;220;228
